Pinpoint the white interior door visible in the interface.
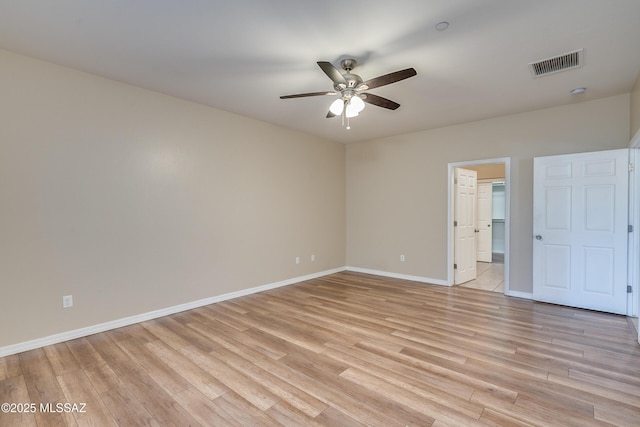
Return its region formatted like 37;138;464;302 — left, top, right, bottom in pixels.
455;168;477;284
477;182;493;262
533;149;629;314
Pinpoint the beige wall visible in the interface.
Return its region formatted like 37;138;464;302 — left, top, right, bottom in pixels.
346;95;630;293
1;46;635;351
0;49;346;348
632;71;640;139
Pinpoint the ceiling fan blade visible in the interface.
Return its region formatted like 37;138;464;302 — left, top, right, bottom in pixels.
361;93;401;110
280;91;336;99
363;68;417;90
326;110;337;118
317;61;347;85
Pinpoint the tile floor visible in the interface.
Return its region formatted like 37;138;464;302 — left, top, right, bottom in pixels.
459;256;504;293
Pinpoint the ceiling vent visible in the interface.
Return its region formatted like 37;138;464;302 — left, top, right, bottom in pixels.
529;49;583;77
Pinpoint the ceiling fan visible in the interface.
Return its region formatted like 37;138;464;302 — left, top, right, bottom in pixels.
280;58;417;129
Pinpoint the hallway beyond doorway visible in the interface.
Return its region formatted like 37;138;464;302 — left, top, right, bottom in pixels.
459;254;504;293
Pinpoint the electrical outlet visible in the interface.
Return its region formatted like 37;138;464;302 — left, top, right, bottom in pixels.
400;254;406;262
62;295;73;308
311;254;315;262
295;256;300;264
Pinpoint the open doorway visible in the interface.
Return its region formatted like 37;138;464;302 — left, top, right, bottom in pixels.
447;158;511;294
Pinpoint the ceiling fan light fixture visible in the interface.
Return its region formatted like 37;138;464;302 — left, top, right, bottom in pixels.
350;95;365;113
345;106;359;118
329;98;344;115
344;95;365;118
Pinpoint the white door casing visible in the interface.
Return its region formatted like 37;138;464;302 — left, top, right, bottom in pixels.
477;182;493;263
533;149;629;315
455;168;477;284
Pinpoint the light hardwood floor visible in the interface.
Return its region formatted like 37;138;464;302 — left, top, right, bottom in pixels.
1;271;639;426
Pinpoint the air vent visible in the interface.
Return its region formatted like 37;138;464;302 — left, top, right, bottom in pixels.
529;49;583;77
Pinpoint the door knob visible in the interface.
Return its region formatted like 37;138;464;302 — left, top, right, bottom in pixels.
535;235;543;240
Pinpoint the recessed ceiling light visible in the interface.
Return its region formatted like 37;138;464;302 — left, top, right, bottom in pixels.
435;21;449;31
570;87;586;95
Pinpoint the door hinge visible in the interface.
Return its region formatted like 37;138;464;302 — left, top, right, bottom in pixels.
454;264;458;270
629;163;634;172
454;178;459;184
454;221;458;227
629;224;634;233
628;285;633;293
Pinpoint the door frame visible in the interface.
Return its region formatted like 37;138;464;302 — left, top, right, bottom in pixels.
629;130;640;333
476;181;494;263
447;157;511;294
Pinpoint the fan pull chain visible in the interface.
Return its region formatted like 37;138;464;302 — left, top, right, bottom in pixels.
343;99;351;130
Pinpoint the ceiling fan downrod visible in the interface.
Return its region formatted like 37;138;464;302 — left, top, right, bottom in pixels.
340;58;357;72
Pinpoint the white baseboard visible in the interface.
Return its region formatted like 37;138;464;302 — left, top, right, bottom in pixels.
506;290;533;300
1;267;534;357
0;267;346;358
345;267;536;301
345;266;450;286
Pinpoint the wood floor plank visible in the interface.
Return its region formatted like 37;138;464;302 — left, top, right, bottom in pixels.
172;387;243;427
547;371;640;408
212;390;283;426
512;394;599;427
87;332;201;426
593;400;640;427
478;407;537;427
1;271;638;426
208;345;328;417
185;316;285;362
254;350;417;426
149;316;221;353
112;336;191;397
339;367;479;425
568;367;640;396
313;406;370;427
19;348;77;427
144;340;228;400
0;375;38;427
462;357;601;418
392;328;552;380
177;344;280;411
0;354;22;382
322;340;477;402
382;345;519;402
65;337;106;368
65;338;124;394
99;384;159;426
56;368;117;427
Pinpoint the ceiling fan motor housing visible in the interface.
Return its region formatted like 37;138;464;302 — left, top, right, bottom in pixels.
335;74;363;91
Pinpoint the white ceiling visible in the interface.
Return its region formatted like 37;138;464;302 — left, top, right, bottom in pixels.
1;0;640;143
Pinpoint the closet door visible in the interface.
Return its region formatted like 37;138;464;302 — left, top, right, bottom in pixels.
454;168;477;284
533;149;628;314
